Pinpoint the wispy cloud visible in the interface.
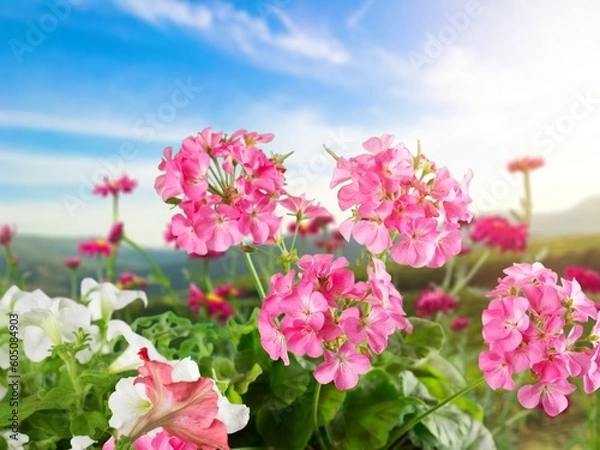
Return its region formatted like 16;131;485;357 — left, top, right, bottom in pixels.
346;0;375;28
114;0;350;69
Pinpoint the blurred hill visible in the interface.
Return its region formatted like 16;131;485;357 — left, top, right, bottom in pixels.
1;196;599;297
531;195;600;236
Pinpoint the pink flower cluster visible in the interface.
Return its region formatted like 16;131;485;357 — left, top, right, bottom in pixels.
413;288;457;318
469;216;528;253
93;174;138;197
117;272;149;290
155;127;289;255
332;135;472;268
259;254;412;390
564;266;600;294
479;262;600;417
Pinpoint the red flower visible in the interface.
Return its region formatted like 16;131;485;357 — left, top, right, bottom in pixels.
564;266;600;294
79;239;111;257
0;224;16;247
63;256;81;270
93;174;138;197
469;216;528;253
507;156;545;173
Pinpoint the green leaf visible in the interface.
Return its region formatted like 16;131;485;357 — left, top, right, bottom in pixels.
402;318;445;359
419;405;471;448
326;370;408;450
317;384;346;427
269;358;311;406
0;436;6;450
256;392;314;450
38;386;79;410
233;363;263;395
70;410;108;437
29;410;71;439
165;196;182;206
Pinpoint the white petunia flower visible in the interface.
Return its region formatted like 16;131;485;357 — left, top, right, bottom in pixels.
18;295;97;363
69;435;97;450
108;377;152;436
106;320;165;373
1;430;29;450
82;278;147;323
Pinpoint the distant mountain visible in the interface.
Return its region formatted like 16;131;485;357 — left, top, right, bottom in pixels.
531;196;600;236
2;197;599;297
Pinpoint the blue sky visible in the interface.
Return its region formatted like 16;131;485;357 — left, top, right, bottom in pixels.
1;0;600;246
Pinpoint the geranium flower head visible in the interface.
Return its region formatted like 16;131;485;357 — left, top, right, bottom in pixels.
93;174;138;197
108;221;125;244
469;216;528;253
564;265;600;294
79;239;111;258
63;256;81;270
507;156;545;173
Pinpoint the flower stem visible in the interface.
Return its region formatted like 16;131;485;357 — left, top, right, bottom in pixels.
70;270;78;301
386;377;485;448
312;381;327;450
122;236;177;300
522;170;532;224
202;259;214;292
243;251;266;300
112;195;119;223
4;246;24;289
450;250;490;297
106;245;117;282
595;389;600;449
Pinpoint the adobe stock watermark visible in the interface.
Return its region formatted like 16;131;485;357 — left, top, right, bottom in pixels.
8;0;83;64
62;78;203;218
472;88;599;211
408;0;487;74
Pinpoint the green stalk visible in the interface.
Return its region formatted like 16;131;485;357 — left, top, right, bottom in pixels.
112;195;119;223
70;270;78;301
522;170;532;225
4;246;24;289
594;390;600;450
123;236;177;301
441;257;456;291
106;245;117;282
386;377;485;448
312;382;327;450
450;250;490;297
202;258;214;292
243;251;266;300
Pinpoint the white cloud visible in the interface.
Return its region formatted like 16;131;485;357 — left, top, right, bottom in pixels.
114;0;350;70
0;108;206;144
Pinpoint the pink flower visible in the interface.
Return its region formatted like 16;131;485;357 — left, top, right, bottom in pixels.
237;197;281;245
117;272;148;290
195;205;243;252
280;194;330;220
63;256;81;270
564;266;600;294
389;218;437;268
103;430;197;450
0;224;16;247
479;350;520;390
482;296;530;352
79;239;111;258
414;288;457;318
314;343;371;390
469;216;528;253
450;317;471;332
93;175;138;197
507;156;545;173
517;379;576;417
108;221;124;245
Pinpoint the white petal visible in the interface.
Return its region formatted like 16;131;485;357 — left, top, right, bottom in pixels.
1;430;29;450
107;377;151;436
22;327;53;362
69;436;97;450
107;320;165;372
171;358;201;382
212;384;250;434
12;289;52;315
80;278;99;297
114;290;148;311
